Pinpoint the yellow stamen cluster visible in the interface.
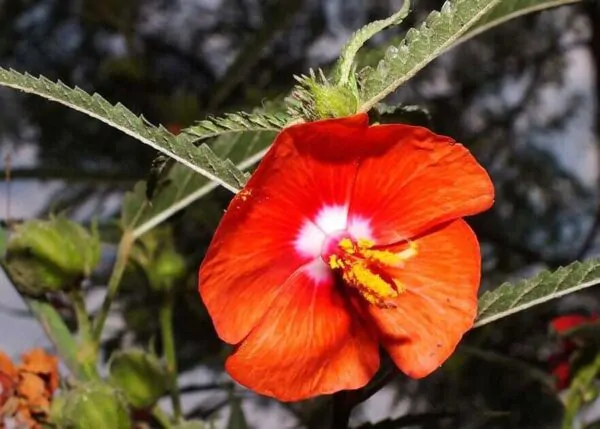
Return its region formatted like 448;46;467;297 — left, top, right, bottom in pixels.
328;238;417;308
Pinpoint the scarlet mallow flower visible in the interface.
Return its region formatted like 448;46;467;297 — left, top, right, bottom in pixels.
550;314;599;336
548;314;599;389
198;113;494;401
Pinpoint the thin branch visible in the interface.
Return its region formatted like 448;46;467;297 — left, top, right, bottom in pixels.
160;291;182;423
91;232;134;345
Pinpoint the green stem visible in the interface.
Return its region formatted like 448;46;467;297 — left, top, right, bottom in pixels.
70;291;92;341
27;299;97;381
69;290;98;375
562;353;600;429
160;292;182;423
92;232;134;345
152;405;174;429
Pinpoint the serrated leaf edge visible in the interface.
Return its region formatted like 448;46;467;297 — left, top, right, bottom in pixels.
131;145;269;239
183;111;293;140
0;68;256;194
451;0;582;51
474;260;600;328
358;0;502;112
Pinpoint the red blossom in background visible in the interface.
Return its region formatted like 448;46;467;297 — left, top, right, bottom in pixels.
548;314;599;390
198;113;495;401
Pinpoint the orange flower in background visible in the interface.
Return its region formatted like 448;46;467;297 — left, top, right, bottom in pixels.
198;113;494;401
0;348;59;428
0;351;18;411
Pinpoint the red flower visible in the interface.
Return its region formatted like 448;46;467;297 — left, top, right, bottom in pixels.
198;113;494;401
548;314;599;389
550;314;598;335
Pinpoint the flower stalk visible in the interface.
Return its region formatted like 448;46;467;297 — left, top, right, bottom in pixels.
160;291;182;423
92;232;134;345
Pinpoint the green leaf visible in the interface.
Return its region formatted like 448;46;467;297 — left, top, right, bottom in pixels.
562;353;600;429
121;130;276;238
184;111;290;140
358;0;581;70
358;0;503;112
475;259;600;328
121;164;207;238
453;0;582;49
0;68;284;194
335;0;411;86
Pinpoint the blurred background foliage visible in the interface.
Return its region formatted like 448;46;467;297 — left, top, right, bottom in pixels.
1;0;600;428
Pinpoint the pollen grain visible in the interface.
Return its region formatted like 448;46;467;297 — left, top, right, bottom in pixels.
327;237;417;308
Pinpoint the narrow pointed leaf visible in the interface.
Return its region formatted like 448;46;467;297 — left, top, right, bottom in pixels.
184;111;291;139
0;68;285;194
453;0;582;48
336;0;411;86
475;259;600;328
358;0;502;112
358;0;581;69
562;354;600;429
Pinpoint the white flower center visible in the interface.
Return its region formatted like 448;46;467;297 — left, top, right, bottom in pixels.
293;204;373;283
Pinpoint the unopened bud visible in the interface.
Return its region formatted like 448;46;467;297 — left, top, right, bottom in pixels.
3;217;100;296
59;382;131;429
108;349;168;409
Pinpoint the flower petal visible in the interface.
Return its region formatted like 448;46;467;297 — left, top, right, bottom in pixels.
226;268;379;402
350;124;494;243
199;114;373;344
199;194;312;344
364;220;480;378
550;314;599;334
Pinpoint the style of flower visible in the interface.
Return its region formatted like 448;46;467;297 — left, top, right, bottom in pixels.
0;348;60;428
198;113;494;401
548;314;599;390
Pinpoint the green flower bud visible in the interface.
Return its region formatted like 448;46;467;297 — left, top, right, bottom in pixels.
130;227;186;292
60;382;131;429
2;216;101;296
108;349;168;409
150;250;186;292
310;85;359;119
288;69;360;120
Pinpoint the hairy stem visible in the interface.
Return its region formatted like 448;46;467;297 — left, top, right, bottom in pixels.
92;232;134;345
160;292;182;422
27;299;98;381
71;291;92;341
70;290;99;373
